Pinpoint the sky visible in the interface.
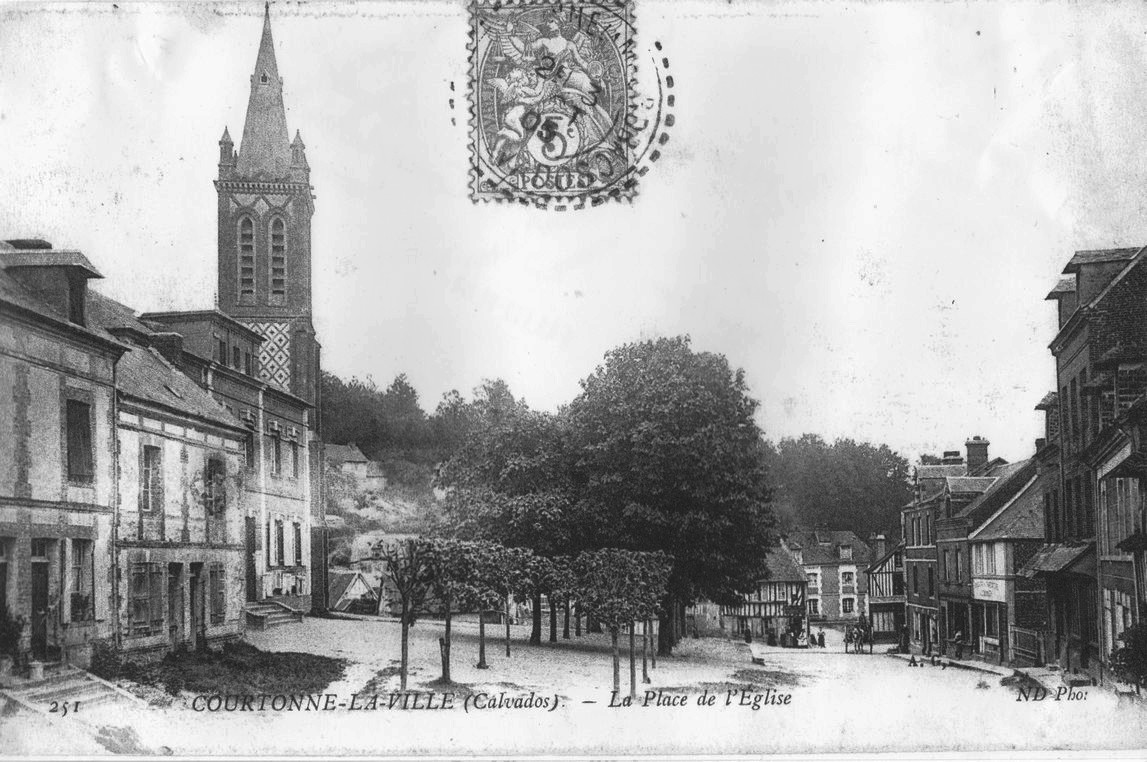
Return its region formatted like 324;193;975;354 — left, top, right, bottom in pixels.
4;0;1147;465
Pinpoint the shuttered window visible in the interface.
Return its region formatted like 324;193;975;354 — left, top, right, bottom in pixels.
209;563;225;625
130;563;164;635
140;445;162;512
65;399;94;483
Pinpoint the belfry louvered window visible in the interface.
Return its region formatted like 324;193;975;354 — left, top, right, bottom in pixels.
238;216;255;301
270;217;286;303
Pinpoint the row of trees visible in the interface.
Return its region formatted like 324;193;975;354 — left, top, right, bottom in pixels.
379;537;671;695
431;336;778;657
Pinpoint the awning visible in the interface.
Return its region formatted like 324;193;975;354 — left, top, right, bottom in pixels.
1018;543;1095;578
1117;531;1147;553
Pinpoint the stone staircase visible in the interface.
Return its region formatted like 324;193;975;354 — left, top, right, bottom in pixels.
1;662;146;725
244;600;305;630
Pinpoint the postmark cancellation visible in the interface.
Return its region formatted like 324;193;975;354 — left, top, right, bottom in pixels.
468;0;670;208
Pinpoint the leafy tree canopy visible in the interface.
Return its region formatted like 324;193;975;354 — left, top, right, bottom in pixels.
565;335;776;607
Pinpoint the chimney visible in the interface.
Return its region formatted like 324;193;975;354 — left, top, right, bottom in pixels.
941;450;964;465
151;332;184;366
1035;437;1046;451
870;533;887;559
966;435;990;474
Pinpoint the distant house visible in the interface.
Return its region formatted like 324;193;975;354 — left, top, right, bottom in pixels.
327;569;378;614
714;547;810;645
326;442;385;491
865;536;905;642
326;443;369;480
784;530;872;622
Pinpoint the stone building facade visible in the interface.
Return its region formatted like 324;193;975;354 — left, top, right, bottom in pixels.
0;241;125;667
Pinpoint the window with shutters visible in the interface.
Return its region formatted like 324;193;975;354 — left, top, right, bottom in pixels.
290;440;299;478
209;563;225;625
238;216;255;302
70;539;94;621
294;523;302;566
140;444;162;512
244;431;256;469
65;399;94;484
130;563;164;635
272;436;282;476
204;456;226;515
276;519;285;567
269;217;286;304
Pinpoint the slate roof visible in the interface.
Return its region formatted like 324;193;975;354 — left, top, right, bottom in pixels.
972;473;1043;541
1018;543;1094;577
762;547;806;583
87;289;155;336
1045;276;1077;299
0;242;103;278
785;530;871;566
328;570;375;606
915;464;968;480
1061;247;1141;274
236;6;293;180
957;459;1034;524
945;476;998;494
326;443;369;466
0;263;120;346
117;343;243;430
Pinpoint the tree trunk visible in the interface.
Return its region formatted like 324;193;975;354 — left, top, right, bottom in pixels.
549;596;558;643
574;601;582;637
629;624;637;699
441;597;452;683
611;628;620;696
400;609;410;691
657;602;674;657
530;590;542;645
563;598;571;640
477;611;489;669
505;596;512;657
642;620;650;683
649;619;657;669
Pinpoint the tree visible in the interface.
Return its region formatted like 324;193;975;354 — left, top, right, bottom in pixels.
566;336;776;656
770;434;912;540
1111;622;1147;695
437;392;576;646
376;538;433;690
423;538;483;684
575;549;673;697
467;541;511;669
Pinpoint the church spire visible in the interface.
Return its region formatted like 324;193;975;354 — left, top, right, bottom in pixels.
235;2;291;179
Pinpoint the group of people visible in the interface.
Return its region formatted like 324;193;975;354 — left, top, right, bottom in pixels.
844;623;874;654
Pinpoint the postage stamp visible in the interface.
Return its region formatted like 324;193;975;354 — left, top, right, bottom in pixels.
468;0;670;208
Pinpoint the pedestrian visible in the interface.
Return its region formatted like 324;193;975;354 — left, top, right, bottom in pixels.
953;629;965;659
817;629;825;648
844;627;853;654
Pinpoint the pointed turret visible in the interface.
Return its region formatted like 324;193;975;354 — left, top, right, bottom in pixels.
290;129;310;181
235;3;291;179
218;127;236;177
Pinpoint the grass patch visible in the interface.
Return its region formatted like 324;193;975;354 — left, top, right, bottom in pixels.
730;668;804;687
360;663;403;695
92;640;346;697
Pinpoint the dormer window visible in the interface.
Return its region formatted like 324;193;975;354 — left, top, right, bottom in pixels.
261;72;269;84
838;545;853;560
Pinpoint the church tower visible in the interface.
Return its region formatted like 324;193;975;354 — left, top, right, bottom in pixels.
216;3;320;411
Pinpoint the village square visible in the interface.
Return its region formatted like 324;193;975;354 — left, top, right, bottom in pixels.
2;1;1147;756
